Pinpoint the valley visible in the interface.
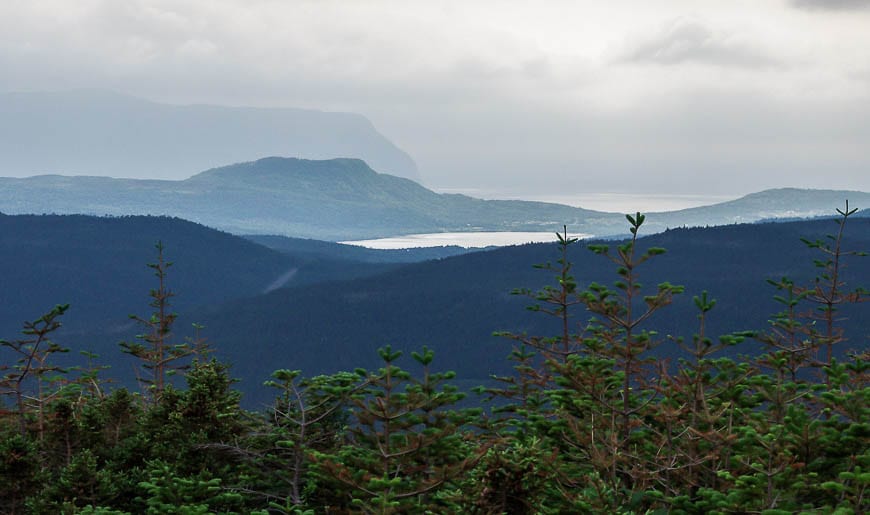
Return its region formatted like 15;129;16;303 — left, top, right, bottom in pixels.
4;2;869;509
2;210;866;407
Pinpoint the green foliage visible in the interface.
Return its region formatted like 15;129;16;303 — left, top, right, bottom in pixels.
228;368;365;510
27;449;119;513
0;204;866;513
0;431;41;513
120;242;208;403
1;304;70;437
136;460;240;514
312;345;486;513
484;207;868;513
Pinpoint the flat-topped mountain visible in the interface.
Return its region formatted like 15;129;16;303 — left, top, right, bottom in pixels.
1;156;867;240
0;89;419;181
0;157;612;239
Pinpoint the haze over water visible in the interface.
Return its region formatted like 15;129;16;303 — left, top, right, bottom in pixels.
342;231;593;249
435;189;737;214
342;192;736;248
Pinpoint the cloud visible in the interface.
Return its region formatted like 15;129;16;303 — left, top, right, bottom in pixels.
0;1;868;196
394;80;870;196
620;17;779;68
790;0;870;10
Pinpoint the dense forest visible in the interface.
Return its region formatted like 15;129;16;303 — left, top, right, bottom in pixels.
1;207;867;514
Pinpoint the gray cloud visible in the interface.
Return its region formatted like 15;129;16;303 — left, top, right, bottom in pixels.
791;0;870;10
0;1;868;199
851;67;870;83
621;18;779;68
392;86;870;197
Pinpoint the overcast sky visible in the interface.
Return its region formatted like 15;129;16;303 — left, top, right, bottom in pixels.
2;0;869;198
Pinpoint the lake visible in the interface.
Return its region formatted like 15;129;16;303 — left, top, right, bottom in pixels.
341;192;735;249
341;231;593;249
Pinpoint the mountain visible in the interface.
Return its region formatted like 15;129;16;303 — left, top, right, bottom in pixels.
0;213;456;338
0;157;615;239
188;217;869;404
3;213;863;406
0;213;479;401
0;214;295;338
3;156;867;241
649;188;870;226
0;89;419;181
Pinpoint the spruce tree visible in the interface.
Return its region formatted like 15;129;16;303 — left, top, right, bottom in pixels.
120;242;207;403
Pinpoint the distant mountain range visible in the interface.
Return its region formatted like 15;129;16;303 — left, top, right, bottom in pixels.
0;90;419;181
1;213;866;407
1;156;867;240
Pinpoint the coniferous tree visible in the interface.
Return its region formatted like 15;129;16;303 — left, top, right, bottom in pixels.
313;346;485;513
254;369;364;510
120;242;207;403
0;304;70;438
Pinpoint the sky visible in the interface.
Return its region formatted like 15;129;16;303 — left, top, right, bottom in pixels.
1;0;869;199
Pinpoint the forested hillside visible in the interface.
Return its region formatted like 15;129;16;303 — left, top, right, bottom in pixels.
244;234;472;263
1;212;868;406
194;215;870;401
0;214;293;337
1;207;866;513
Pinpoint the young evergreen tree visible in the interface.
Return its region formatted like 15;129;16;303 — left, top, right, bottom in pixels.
0;304;70;437
313;346;485;514
0;432;41;514
647;293;754;508
257;369;364;510
120;242;207;403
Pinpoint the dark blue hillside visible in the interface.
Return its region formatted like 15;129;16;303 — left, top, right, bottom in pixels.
0;214;297;337
1;213;866;407
244;234;473;263
191;217;869;404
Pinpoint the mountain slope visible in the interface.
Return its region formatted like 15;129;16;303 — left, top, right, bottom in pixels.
650;188;870;226
188;217;869;402
1;214;866;406
0;214;297;337
0;213;499;347
244;234;472;263
0;157;614;239
0;89;419;181
3;156;867;241
0;214;436;337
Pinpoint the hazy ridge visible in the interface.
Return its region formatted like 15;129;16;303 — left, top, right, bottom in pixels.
2;155;867;240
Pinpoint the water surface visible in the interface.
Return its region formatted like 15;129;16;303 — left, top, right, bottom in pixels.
342;231;592;249
434;189;736;213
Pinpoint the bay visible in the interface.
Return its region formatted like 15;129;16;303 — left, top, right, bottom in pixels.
434;189;736;213
341;231;593;249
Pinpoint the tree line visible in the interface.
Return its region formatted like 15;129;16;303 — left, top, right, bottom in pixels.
1;205;867;514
